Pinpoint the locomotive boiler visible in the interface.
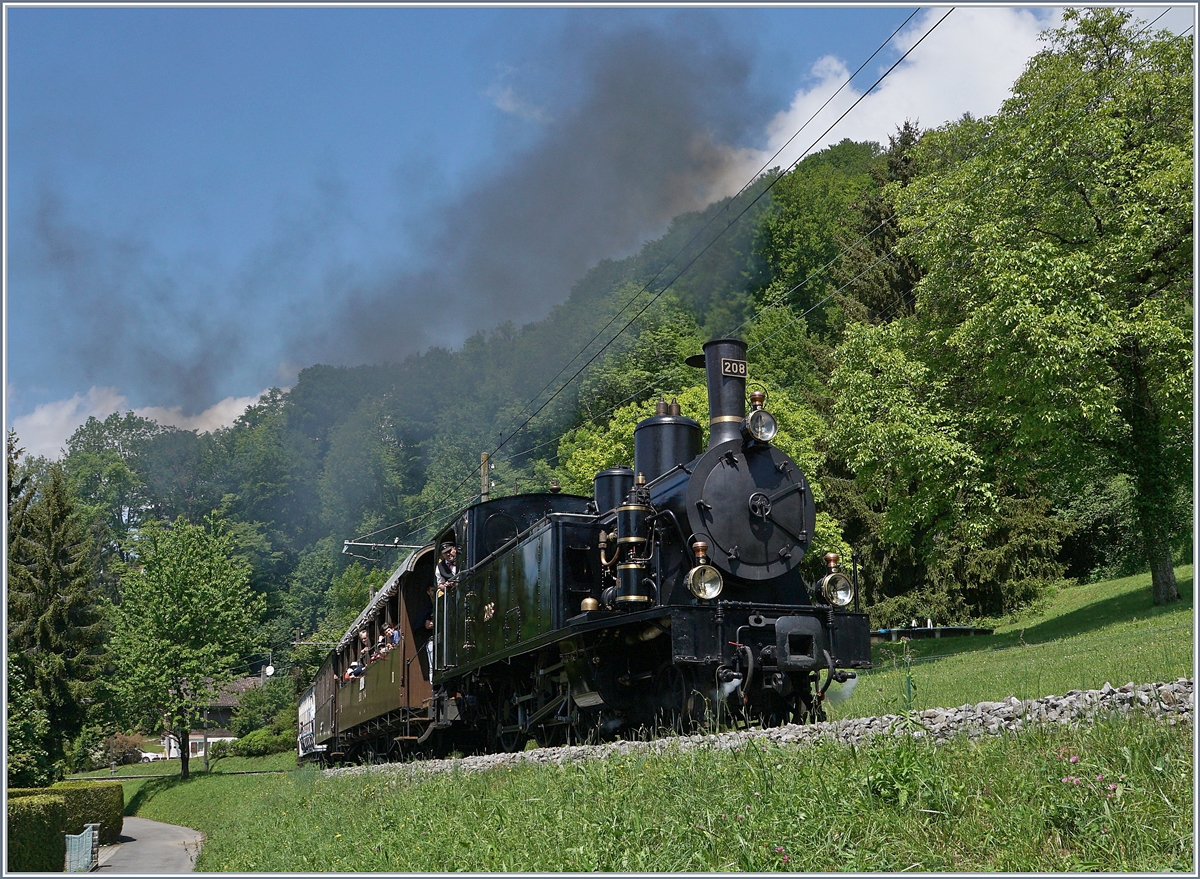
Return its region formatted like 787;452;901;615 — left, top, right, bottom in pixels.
299;338;871;762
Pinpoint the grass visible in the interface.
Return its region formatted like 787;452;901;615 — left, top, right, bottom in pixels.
68;750;298;814
828;566;1193;720
117;566;1193;871
129;713;1191;871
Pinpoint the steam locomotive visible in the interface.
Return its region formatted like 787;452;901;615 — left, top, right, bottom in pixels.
298;338;871;763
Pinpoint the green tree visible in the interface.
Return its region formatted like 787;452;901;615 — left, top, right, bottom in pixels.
5;657;54;787
110;515;264;779
228;676;297;738
756;139;881;325
64;413;161;590
7;448;108;766
325;562;385;632
891;8;1192;605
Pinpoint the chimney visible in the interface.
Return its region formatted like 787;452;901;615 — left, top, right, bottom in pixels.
687;338;747;449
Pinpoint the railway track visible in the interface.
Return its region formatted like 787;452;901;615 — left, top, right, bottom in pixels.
324;678;1192;780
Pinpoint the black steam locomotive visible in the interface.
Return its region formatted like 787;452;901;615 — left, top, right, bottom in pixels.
298;338;871;763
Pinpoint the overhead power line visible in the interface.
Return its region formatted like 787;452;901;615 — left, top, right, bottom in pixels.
396;9;952;539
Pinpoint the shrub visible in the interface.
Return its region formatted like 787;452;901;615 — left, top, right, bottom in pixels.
66;725;107;773
230;677;297;738
52;782;125;845
6;793;66;872
208;739;230;759
230;727;294;757
104;733;145;766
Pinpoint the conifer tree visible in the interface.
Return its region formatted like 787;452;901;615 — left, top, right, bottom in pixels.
7;438;108;765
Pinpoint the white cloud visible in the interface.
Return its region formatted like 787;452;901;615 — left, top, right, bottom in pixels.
11;388;128;460
485;82;549;123
133;392;270;435
718;7;1062;190
11;387;273;460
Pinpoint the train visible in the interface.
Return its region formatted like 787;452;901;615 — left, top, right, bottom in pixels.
298;338;871;763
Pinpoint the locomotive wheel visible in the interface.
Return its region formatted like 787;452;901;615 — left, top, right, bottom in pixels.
752;692;795;728
492;679;528;753
654;664;706;735
795;674;826;724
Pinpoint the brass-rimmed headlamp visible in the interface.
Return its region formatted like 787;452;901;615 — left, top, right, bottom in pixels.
742;389;777;443
815;552;854;607
686;539;723;600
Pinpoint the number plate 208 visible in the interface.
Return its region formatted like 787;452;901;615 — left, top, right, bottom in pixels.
721;358;747;377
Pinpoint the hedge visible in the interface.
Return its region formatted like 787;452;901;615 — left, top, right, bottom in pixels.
230;727;294;757
11;782;124;845
52;782;125;844
6;793;67;872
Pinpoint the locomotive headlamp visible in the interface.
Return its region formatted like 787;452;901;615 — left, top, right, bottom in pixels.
742;390;777;443
743;408;778;443
686;564;724;600
819;572;855;607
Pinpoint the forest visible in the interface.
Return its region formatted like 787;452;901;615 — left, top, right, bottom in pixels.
6;10;1192;783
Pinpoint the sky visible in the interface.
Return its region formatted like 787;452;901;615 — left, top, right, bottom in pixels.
4;3;1193;458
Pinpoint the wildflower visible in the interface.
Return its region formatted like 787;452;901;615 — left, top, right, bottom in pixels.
775;847;785;853
1096;773;1104;781
782;854;790;864
1069;755;1079;764
1107;783;1118;791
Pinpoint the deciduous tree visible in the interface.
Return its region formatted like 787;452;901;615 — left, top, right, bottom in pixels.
110;515;264;779
891;8;1192;604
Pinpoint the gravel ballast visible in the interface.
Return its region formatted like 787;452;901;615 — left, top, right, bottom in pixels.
324;678;1192;781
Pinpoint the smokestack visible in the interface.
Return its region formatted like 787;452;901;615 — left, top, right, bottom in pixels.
686;338;747;449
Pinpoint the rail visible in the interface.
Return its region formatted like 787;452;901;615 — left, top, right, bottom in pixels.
67;769;294;780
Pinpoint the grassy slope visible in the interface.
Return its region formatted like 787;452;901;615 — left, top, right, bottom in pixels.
125;568;1194;872
835;566;1193;720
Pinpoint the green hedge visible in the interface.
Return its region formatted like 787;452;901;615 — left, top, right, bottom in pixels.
52;782;125;844
11;782;124;846
230;728;294;757
6;793;67;872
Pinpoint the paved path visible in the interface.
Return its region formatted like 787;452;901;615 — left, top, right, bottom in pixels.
96;817;204;873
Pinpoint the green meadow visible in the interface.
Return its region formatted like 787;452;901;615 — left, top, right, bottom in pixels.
106;567;1193;871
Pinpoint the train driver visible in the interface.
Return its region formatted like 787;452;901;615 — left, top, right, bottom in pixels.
435;542;458;596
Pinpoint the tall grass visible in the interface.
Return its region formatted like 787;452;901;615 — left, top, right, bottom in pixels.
132;713;1191;872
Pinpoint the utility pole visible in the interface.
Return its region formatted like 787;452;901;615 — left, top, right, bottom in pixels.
480;452;490;502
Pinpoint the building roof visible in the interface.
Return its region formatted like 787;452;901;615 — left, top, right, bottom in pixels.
209;676;264;708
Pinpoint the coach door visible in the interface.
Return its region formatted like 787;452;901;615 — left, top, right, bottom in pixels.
397;547;437;712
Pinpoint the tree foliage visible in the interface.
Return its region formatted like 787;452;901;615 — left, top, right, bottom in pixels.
109;515;263;778
888;8;1192;604
8;436;107;766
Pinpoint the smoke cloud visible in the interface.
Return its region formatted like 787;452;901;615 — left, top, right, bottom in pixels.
14;20;771;417
289;22;765;368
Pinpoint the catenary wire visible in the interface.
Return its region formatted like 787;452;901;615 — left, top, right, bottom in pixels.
364;9;951;544
738;8;1184;350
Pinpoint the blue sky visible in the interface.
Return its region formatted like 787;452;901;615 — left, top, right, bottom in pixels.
4;4;1191;457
